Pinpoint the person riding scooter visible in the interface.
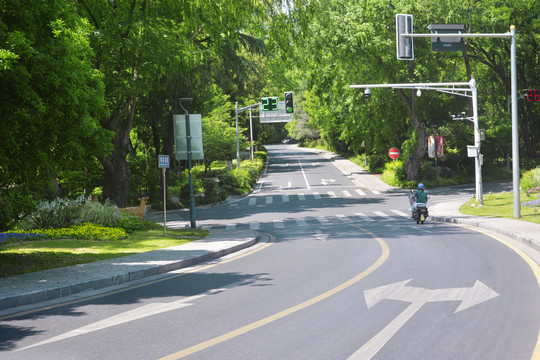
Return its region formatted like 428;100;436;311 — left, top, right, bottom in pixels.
411;183;429;217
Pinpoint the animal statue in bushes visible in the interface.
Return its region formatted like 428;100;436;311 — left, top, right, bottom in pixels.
120;196;149;223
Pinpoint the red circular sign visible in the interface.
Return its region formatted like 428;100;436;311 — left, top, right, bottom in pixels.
388;148;400;160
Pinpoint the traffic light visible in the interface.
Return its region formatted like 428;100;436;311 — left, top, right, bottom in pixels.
284;92;294;113
396;14;414;60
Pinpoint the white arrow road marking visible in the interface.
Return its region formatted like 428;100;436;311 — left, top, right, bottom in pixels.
321;178;336;186
348;279;499;360
16;294;207;351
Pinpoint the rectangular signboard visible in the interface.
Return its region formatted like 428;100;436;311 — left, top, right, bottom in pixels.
173;114;204;160
158;155;169;168
259;101;293;123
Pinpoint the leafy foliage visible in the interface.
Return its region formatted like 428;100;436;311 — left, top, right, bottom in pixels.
32;223;128;241
78;201;122;228
520;167;540;192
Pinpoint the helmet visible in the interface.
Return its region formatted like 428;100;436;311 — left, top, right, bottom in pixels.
418;183;425;190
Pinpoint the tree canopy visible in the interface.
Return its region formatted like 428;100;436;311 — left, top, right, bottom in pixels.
1;0;538;221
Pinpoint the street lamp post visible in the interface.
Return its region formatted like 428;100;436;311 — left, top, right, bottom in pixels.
179;97;196;229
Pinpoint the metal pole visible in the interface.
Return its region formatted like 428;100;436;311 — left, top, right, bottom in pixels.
249;108;254;162
471;78;483;205
162;167;167;236
510;26;520;218
235;101;240;169
179;98;196;228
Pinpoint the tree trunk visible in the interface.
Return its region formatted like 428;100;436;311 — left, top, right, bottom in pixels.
397;89;426;181
100;96;136;207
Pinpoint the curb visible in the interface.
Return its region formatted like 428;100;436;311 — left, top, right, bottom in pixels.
0;234;260;311
430;215;540;253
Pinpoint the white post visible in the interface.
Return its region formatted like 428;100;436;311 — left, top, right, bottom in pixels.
162;167;167;236
471;78;483;205
249;108;254;162
510;26;520;218
235;101;240;169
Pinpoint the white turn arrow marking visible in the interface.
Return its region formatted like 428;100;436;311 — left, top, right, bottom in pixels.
321;178;336;186
349;279;499;360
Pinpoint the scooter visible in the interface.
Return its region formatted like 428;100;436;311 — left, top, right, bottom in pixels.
409;191;429;224
413;203;429;224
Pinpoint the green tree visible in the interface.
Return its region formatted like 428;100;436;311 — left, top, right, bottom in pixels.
0;0;111;197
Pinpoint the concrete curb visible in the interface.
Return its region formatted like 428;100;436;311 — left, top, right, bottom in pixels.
430;215;540;253
0;232;260;311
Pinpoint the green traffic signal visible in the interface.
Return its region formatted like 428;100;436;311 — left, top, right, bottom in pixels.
284;92;294;113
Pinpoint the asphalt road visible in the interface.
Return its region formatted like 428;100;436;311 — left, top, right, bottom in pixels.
1;145;539;359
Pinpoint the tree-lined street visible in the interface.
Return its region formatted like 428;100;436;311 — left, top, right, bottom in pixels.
1;145;538;359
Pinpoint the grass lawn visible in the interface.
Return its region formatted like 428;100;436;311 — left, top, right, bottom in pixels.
0;228;208;278
459;191;540;225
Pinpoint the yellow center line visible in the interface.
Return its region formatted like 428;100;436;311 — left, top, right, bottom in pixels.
159;225;389;360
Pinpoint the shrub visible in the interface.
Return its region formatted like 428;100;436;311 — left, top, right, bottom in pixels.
78;200;121;227
26;195;88;229
201;177;227;204
33;223;128;241
520;167;540;192
117;215;146;233
369;155;387;174
420;162;438;183
254;151;268;162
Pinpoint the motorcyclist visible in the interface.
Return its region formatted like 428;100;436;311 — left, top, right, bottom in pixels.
411;183;428;217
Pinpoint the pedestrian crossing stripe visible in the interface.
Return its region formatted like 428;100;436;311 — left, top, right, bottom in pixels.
355;212;375;222
164;210;416;230
391;210;409;217
244;190;383;205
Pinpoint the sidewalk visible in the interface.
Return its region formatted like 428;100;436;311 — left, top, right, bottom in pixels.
305;145;540;252
0;230;259;314
430;200;540;252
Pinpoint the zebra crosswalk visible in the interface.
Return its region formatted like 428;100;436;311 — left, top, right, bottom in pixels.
242;189;381;206
166;209;414;231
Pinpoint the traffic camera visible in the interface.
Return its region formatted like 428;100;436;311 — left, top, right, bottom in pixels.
364;88;371;100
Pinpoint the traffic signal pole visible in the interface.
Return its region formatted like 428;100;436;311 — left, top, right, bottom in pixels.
350;80;483;205
400;25;520;217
